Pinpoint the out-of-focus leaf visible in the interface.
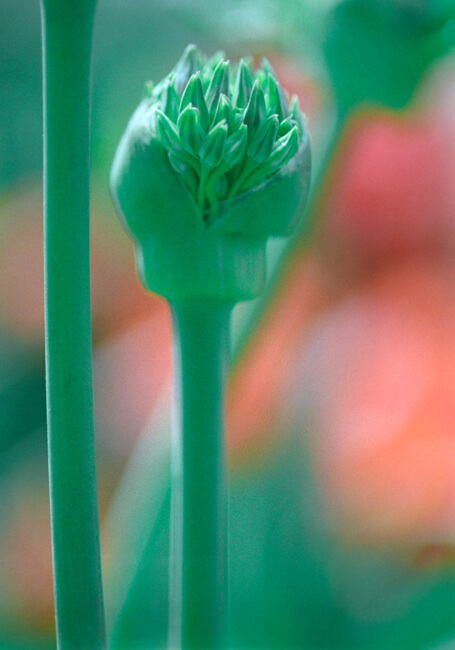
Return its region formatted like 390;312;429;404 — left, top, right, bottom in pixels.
323;0;455;113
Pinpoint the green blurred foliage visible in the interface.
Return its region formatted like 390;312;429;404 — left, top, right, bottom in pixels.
0;0;42;190
323;0;455;114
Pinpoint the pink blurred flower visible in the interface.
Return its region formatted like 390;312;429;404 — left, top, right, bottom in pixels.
289;262;455;549
324;107;455;264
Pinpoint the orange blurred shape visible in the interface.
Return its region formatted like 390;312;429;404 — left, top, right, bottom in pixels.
2;492;54;634
0;186;154;343
226;255;326;462
296;261;455;549
412;543;455;571
94;303;172;453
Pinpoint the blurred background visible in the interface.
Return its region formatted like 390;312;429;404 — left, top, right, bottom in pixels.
2;0;455;648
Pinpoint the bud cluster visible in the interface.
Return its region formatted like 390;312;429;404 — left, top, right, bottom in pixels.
146;45;307;217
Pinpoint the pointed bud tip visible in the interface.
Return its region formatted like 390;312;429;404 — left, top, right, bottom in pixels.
261;56;277;78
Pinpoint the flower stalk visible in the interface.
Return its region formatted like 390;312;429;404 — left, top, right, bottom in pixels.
169;301;230;649
40;1;106;647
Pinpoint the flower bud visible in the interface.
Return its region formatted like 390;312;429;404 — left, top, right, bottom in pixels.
233;59;254;109
212;94;234;129
173;44;201;96
155;109;182;155
243;80;267;135
178;106;204;156
179;72;209;130
200;121;228;168
248;115;280;163
161;77;180;122
206;60;230;113
224;125;248;166
267;73;289;122
268;127;300;170
110;45;311;302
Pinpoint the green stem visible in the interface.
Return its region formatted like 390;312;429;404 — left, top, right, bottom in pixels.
169;301;231;650
205;162;230;207
40;2;106;648
226;158;255;199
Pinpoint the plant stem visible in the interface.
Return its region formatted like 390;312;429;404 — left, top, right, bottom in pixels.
169;301;231;650
40;1;106;648
197;165;211;214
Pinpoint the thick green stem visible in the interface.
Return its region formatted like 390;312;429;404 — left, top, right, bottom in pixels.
169;301;231;650
41;2;106;648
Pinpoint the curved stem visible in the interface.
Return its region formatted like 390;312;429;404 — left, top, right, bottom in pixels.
169;301;231;650
205;162;230;207
226;158;256;200
180;150;202;177
231;164;270;197
40;2;106;648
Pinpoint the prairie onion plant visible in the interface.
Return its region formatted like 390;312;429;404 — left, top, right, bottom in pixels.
110;45;310;650
111;44;310;302
148;45;307;219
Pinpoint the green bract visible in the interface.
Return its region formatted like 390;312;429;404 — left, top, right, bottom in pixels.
110;45;311;302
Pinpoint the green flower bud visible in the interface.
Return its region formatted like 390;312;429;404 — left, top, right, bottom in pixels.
155;109;183;155
212;94;234;130
173;44;201;96
260;56;278;79
206;60;230;114
248;114;279;163
267;74;289;122
233;59;254;108
289;95;306;134
224;124;248;166
180;72;210;130
110;45;311;302
200;121;228;168
243;79;267;134
178;105;204;156
268;127;300;170
161;76;180;122
277;114;291;132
